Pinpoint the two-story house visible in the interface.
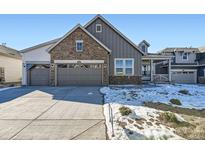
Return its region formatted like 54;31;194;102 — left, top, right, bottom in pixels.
196;52;205;83
160;48;200;84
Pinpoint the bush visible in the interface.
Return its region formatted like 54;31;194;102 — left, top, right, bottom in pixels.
119;106;132;116
170;98;182;105
159;112;179;123
179;89;189;95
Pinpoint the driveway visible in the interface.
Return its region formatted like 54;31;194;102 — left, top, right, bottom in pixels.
0;86;106;140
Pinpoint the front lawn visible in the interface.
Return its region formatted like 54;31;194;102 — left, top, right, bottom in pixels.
101;84;205;140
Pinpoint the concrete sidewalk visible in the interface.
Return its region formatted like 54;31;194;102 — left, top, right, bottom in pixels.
0;86;106;140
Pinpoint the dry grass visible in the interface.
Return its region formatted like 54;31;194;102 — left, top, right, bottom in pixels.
144;102;205;139
176;115;205;139
144;102;205;118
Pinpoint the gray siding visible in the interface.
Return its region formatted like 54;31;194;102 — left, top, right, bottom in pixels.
175;52;196;64
86;18;142;76
197;53;205;65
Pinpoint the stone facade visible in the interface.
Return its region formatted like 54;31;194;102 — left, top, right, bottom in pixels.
198;77;205;84
109;76;142;84
49;27;109;86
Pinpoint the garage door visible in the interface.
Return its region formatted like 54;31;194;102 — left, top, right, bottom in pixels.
171;70;197;84
57;64;102;86
29;65;50;86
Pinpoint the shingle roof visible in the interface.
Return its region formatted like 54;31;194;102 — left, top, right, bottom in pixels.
199;46;205;52
161;47;200;53
0;45;21;59
20;38;61;53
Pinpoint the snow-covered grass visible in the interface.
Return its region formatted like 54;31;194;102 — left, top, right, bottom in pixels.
101;84;205;140
104;103;183;140
101;84;205;109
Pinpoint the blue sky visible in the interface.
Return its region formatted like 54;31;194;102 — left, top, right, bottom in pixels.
0;14;205;52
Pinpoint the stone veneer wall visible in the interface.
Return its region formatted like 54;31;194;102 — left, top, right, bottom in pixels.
49;27;109;86
198;77;205;84
109;76;142;84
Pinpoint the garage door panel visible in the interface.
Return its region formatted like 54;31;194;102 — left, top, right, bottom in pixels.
57;67;102;86
171;71;196;84
30;68;49;86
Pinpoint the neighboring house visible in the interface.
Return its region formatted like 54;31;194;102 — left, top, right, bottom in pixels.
21;15;144;86
140;41;172;83
196;52;205;83
199;46;205;53
160;48;200;84
0;44;22;84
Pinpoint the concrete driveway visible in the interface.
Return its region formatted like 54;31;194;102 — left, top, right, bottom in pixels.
0;86;106;140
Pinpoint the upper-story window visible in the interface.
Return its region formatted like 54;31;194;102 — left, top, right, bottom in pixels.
96;24;102;33
76;40;83;52
182;52;189;60
141;45;146;52
204;69;205;77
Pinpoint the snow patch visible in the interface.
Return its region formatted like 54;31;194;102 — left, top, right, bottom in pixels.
101;84;205;109
104;103;183;140
0;86;19;92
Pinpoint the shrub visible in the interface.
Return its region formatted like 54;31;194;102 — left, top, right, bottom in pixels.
170;98;182;105
179;89;189;95
159;112;179;123
119;106;132;116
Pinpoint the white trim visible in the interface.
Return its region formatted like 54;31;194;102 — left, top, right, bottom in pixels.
25;61;50;64
142;57;172;60
114;58;134;76
171;65;198;67
84;15;144;55
48;24;111;53
75;40;83;52
96;24;102;33
171;69;197;72
54;60;104;64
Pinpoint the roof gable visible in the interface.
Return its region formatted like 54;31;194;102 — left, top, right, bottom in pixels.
0;45;21;59
84;15;144;55
138;40;150;47
48;24;111;53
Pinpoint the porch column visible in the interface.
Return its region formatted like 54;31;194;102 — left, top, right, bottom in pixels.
168;59;171;82
150;59;153;82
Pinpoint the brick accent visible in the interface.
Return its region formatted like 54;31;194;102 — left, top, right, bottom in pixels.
198;77;205;84
109;76;142;84
50;27;109;86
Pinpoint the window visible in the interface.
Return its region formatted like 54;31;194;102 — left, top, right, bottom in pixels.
182;52;188;60
141;45;146;52
115;59;134;76
204;69;205;77
76;40;83;52
96;24;102;33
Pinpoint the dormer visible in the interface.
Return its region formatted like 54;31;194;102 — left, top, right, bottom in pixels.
138;40;150;55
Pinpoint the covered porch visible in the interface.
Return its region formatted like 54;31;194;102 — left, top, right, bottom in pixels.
142;55;172;83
